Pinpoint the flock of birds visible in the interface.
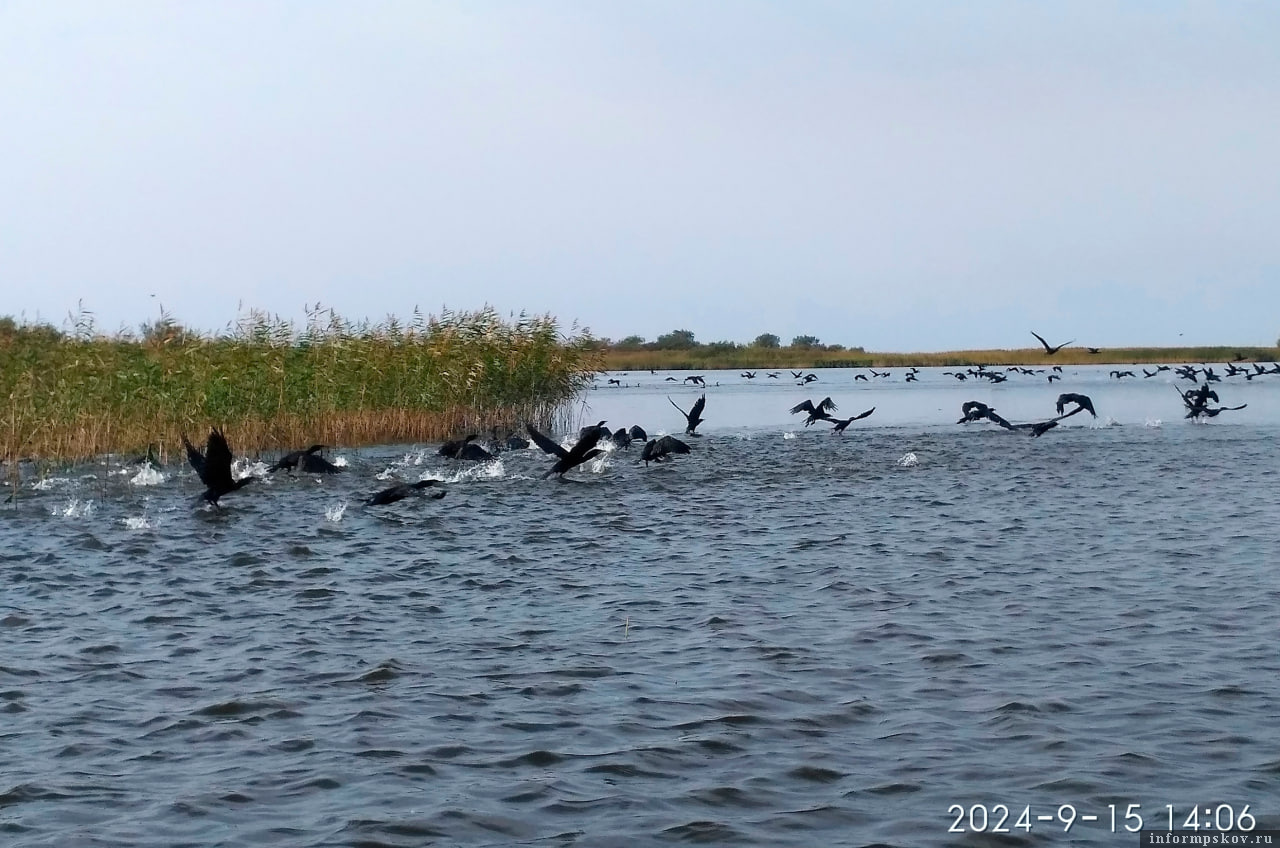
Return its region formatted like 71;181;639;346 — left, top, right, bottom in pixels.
174;333;1262;509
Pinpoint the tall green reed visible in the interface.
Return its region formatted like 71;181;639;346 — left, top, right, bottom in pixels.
0;305;601;462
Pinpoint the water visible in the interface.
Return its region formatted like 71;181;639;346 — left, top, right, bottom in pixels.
3;365;1279;846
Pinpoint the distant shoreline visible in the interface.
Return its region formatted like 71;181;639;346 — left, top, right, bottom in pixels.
599;346;1280;371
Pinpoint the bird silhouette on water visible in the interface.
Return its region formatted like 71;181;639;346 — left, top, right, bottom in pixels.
830;407;876;433
183;428;256;506
268;444;343;474
790;397;838;426
669;394;706;435
439;434;495;461
641;435;691;465
1031;331;1074;355
526;423;607;478
367;479;445;506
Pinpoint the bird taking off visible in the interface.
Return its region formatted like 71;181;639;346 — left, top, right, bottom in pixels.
789;397;838;426
1055;393;1097;418
669;394;706;435
183;428;256;506
525;423;607;477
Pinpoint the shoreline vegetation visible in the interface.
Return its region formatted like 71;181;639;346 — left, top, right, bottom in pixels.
2;306;600;465
4;308;1277;465
593;329;1280;371
597;345;1280;372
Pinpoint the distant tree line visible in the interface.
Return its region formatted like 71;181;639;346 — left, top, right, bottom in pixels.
594;329;862;354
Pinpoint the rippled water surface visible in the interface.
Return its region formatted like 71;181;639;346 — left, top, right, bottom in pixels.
3;367;1279;846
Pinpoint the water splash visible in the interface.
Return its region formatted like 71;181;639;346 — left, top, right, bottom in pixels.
897;452;919;467
783;432;798;440
1144;418;1163;428
325;502;348;522
331;456;349;467
130;466;166;486
32;477;69;491
53;498;94;518
122;516;153;530
232;458;270;480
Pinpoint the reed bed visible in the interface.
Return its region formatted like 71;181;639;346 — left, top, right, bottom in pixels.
1;307;600;464
601;345;1280;372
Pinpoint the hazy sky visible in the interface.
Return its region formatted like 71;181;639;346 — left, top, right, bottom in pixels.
2;2;1277;351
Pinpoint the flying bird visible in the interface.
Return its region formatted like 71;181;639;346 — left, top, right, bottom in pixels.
830;407;876;433
183;428;256;506
1055;393;1097;418
526;422;607;477
789;397;838;426
669;394;706;435
1031;331;1074;355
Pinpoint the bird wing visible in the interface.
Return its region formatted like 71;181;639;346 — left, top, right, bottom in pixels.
204;428;237;491
182;435;209;485
818;397;838;413
985;411;1016;430
789;399;816;415
851;406;875;421
668;396;689;421
689;394;706;420
1030;331;1051;351
524;423;569;458
629;425;647;441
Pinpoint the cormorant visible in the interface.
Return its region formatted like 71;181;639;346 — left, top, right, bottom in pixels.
439;434;495;462
1031;331;1074;355
183;428;256;506
367;479;445;506
269;444;342;474
1055;393;1097;418
789;397;838;426
629;425;648;442
669;394;706;435
830;407;875;433
957;401;1015;430
526;423;607;477
641;435;691;465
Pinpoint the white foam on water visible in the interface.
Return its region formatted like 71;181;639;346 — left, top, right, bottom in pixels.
783;431;798;440
325;502;348;522
232;458;270;480
122;516;153;530
897;452;919;467
53;498;93;518
32;477;69;491
129;466;166;486
1144;418;1163;428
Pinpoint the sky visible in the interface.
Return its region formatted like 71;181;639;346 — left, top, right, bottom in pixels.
2;2;1278;352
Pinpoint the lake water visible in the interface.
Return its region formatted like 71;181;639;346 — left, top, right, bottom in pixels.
3;365;1279;847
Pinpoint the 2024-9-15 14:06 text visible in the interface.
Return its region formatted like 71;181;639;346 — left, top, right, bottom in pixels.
947;803;1257;834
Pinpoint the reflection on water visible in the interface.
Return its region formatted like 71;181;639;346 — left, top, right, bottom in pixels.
2;366;1279;846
